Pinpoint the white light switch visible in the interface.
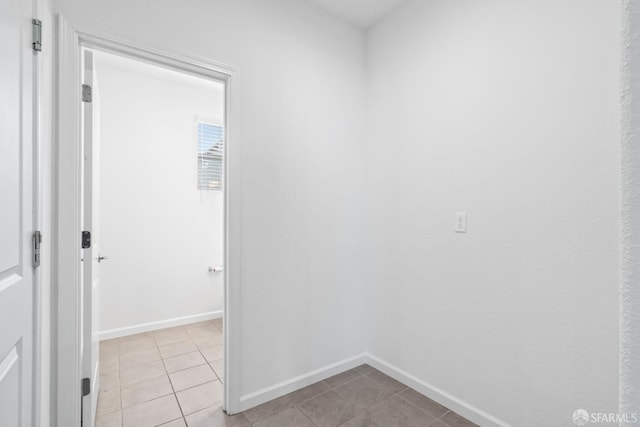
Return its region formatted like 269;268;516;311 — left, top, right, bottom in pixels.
455;212;467;233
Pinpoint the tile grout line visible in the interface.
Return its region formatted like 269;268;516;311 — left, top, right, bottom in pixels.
297;403;322;427
294;367;447;427
156;330;187;427
391;387;446;426
118;340;124;426
98;322;219;427
172;322;223;423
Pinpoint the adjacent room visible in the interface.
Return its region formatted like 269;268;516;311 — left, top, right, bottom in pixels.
87;50;226;425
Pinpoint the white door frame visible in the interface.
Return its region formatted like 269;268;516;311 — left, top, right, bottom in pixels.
54;15;242;426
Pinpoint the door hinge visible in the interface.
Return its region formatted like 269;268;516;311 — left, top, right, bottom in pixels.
82;377;91;397
32;19;42;52
82;84;92;103
32;231;42;268
82;231;91;249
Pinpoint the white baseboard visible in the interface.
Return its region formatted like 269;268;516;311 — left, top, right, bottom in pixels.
238;354;367;412
98;310;223;341
236;352;508;426
364;354;510;427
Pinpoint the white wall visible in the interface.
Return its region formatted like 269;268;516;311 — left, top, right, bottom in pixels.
55;0;367;404
94;52;225;335
365;1;620;426
51;0;627;424
621;0;640;416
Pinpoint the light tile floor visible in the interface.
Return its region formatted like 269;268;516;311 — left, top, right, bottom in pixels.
96;320;478;427
96;318;224;427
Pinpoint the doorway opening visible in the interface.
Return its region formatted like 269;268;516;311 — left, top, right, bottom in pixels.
80;47;227;426
52;16;240;427
52;21;240;427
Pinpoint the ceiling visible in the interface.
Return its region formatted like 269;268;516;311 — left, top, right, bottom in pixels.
304;0;411;28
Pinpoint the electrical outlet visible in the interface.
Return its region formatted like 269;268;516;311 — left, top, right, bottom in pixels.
455;212;467;233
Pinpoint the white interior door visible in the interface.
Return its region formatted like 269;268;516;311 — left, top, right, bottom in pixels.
81;49;101;427
0;0;35;426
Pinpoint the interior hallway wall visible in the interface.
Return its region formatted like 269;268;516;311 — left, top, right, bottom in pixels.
55;0;368;403
95;53;225;336
364;1;620;426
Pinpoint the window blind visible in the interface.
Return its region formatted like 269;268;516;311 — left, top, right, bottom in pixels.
197;123;224;191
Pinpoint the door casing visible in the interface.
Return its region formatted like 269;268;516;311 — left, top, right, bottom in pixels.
54;16;241;426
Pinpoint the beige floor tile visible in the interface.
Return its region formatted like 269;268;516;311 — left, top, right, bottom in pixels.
211;360;224;382
95;410;122;427
159;418;186;426
200;346;224;363
100;347;119;363
100;339;119;357
164;351;207;373
100;357;119;375
192;334;223;349
97;388;121;417
121;374;173;408
298;390;359;427
99;371;120;390
120;360;166;387
187;320;216;329
159;340;198;359
119;347;161;369
187;326;221;339
97;374;121;416
185;406;250;427
155;330;191;347
169;364;217;391
176;380;223;415
253;407;315;427
118;337;157;356
101;338;119;348
122;394;182;427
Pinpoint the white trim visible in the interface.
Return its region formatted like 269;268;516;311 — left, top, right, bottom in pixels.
55;15;83;427
238;354;367;412
364;354;510;427
97;311;223;341
223;51;242;415
55;15;241;424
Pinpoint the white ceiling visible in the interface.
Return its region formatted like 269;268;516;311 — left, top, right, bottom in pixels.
304;0;411;28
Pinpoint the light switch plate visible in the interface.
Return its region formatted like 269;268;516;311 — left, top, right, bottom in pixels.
455;212;467;233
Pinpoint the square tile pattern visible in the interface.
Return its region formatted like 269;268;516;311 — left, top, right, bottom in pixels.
96;320;477;427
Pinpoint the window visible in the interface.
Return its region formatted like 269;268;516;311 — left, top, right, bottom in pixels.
197;122;224;191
